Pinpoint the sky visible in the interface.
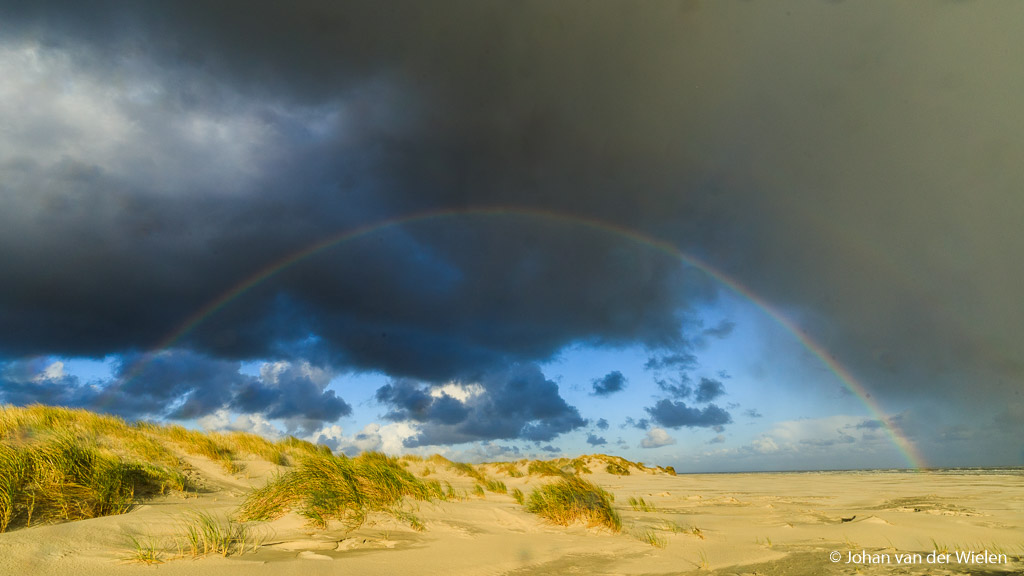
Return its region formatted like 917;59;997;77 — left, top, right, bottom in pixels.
1;1;1022;472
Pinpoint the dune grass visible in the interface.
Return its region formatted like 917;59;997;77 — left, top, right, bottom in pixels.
527;460;569;477
636;528;667;548
237;451;443;531
524;476;621;532
125;532;165;564
0;431;186;532
628;496;656;512
605;462;630;475
498;462;525;477
511;488;525;505
0;404;338;532
122;511;266;564
180;510;261;557
484;479;507;494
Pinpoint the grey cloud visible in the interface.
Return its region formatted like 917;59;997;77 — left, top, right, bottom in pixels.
595;418;609;430
0;354;348;433
376;363;585;446
855;419;885;430
623;417;651;430
645;399;732;429
644;352;698;372
586;434;607;446
0;1;1022;466
591;370;627;396
655;375;692;399
694;378;726;403
701;320;735;340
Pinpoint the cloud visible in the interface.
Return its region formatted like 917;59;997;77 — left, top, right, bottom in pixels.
0;354;349;433
595;418;609;430
640;428;677;449
645;399;732;429
707;434;726;444
644;352;698;372
196;409;282;439
591;370;627;396
314;422;420;456
701;319;736;340
655;375;692;399
0;1;1022;467
623;417;650;430
694;377;726;403
586;434;607;446
745;409;763;418
375;363;586;446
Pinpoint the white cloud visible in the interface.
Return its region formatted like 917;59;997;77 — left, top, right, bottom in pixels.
429;381;484;403
35;360;65;382
314;421;420;456
196;409;283;439
640;427;677;448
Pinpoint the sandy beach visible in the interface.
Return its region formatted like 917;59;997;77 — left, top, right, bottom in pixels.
2;449;1021;576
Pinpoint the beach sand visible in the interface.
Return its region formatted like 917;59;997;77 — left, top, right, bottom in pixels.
2;455;1021;576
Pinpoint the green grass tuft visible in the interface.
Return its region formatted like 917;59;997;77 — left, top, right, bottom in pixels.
124;532;164;564
524;476;621;532
636;528;667;548
450;462;487;482
499;463;525;477
628;496;655;512
484;479;507;494
179;511;258;557
605;462;630;476
237;451;439;531
511;488;525;505
0;431;184;532
527;460;569;477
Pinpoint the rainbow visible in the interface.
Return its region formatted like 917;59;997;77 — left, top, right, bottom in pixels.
123;206;926;469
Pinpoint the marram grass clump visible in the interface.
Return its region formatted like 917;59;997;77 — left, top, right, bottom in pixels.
237;451;443;531
0;404;332;532
525;476;621;532
0;405;195;532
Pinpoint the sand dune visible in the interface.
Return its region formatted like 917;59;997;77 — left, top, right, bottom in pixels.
1;406;1021;575
3;457;1023;575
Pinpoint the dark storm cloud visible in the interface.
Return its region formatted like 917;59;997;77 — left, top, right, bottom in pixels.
0;354;348;431
694;378;726;403
375;379;470;425
591;371;627;396
645;399;732;429
0;0;709;380
586;434;607;447
376;363;585;447
1;0;1023;462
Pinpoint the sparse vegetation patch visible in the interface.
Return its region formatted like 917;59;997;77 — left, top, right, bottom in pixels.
524;476;621;532
237;451;442;531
